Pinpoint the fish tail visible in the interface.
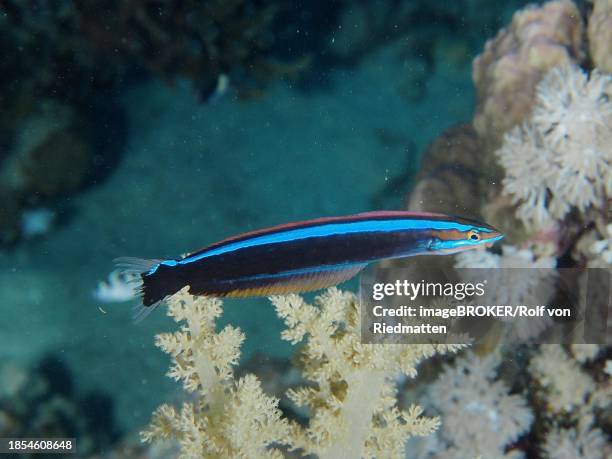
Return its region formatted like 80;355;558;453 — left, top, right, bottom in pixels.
114;257;167;323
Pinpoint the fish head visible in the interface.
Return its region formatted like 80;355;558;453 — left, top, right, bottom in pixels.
427;217;504;255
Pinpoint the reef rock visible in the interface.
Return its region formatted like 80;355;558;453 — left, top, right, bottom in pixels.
0;101;92;244
472;0;584;147
407;123;491;218
1;101;92;199
588;0;612;73
0;357;120;457
396;124;493;280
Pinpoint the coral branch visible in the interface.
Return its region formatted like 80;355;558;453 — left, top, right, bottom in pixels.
141;288;289;458
271;288;461;458
144;287;458;458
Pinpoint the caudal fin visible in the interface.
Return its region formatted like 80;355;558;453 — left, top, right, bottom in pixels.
114;257;164;323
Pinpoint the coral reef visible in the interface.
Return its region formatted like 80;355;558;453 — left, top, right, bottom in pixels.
544;421;609;459
237;353;308;426
496;64;611;230
272;289;464;458
397;2;612;454
0;100;93;244
455;245;557;340
0;101;92;197
472;0;584;147
406;124;488;217
424;352;533;459
588;0;612;73
0;355;120;457
405;0;610;265
396;0;612;457
140;288;288;458
529;345;597;416
142;288;464;458
92;270;140;304
570;344;602;363
405;344;610;459
529;345;611;459
590;223;612;265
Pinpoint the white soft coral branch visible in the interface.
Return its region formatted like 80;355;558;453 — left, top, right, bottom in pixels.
272;288;461;458
143;287;461;459
141;288;289;459
497;64;612;230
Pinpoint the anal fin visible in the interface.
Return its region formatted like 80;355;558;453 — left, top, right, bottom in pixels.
213;263;368;298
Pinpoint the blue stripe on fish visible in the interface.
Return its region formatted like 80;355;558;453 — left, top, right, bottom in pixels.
176;218;495;266
117;211;504;321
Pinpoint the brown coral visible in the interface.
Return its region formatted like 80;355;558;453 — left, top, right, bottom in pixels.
398;124;495;286
0;101;93;243
406;123;492;218
20;129;92;198
472;0;585;147
0;101;92;200
588;0;612;73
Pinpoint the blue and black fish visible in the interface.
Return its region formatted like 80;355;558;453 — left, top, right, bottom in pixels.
117;211;503;321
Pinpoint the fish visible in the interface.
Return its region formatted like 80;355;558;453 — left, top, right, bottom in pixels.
116;211;503;321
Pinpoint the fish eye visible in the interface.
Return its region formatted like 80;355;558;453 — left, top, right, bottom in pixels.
467;230;480;241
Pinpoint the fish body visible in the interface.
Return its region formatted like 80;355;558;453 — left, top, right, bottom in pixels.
117;211;503;321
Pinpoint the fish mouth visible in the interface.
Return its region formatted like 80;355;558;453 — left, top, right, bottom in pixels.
484;233;504;248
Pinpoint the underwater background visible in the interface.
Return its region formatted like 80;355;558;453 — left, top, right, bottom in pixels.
1;1;610;458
